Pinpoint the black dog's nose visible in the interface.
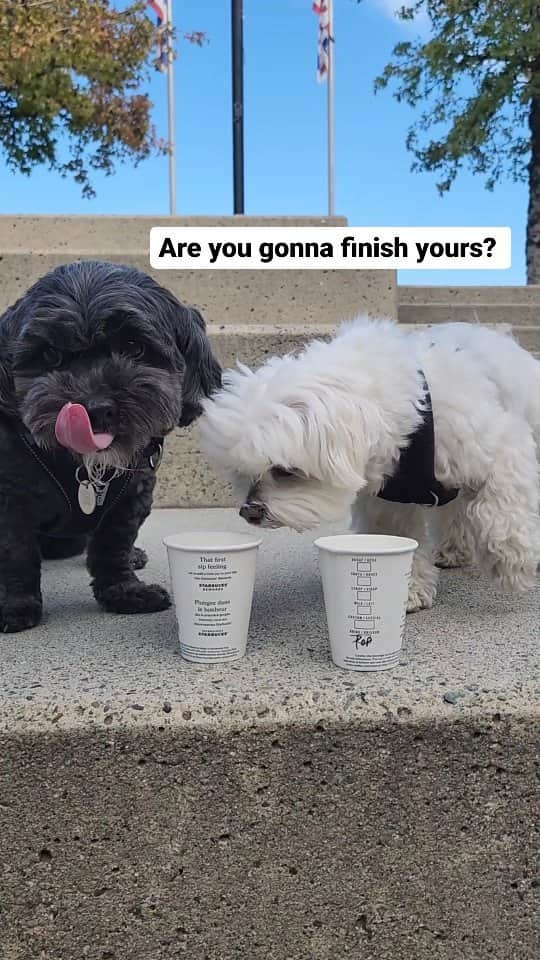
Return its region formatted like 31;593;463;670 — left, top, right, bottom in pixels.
240;502;265;525
86;399;116;431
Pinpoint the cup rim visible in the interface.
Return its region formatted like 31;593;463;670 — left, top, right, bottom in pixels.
163;531;262;553
314;534;418;555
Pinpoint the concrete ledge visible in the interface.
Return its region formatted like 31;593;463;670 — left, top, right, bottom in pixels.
399;285;540;327
400;303;540;326
0;253;397;326
3;719;537;960
0;216;398;322
400;284;540;305
0;508;538;958
2;508;537;729
0;215;350;253
504;324;540;353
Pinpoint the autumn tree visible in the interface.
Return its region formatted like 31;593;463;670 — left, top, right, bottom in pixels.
0;1;204;197
366;2;540;282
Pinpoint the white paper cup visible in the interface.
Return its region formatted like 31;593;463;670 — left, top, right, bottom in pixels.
314;534;418;672
163;532;262;663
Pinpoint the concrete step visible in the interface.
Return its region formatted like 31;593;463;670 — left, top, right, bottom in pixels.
0;252;397;326
0;248;396;326
1;508;537;959
192;320;540;376
399;303;540;325
0;214;349;253
400;284;540;305
0;216;397;322
506;325;540;353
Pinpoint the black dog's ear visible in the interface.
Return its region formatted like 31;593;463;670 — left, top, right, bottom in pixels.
0;352;15;417
0;304;21;419
174;305;222;427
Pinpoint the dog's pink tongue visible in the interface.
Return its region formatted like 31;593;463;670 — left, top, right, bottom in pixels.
55;403;114;454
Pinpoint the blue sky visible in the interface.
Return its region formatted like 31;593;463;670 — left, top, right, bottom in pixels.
1;0;526;285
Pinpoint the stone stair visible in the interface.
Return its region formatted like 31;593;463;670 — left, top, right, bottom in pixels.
399;285;540;355
0;215;396;323
1;507;538;960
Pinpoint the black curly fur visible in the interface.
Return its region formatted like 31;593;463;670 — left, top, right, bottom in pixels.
0;261;221;632
39;536;147;569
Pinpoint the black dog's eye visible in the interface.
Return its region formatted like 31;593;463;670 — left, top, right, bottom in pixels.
271;466;300;481
43;348;63;369
122;341;145;360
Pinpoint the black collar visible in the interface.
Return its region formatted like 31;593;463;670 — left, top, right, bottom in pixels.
18;431;163;539
377;376;459;508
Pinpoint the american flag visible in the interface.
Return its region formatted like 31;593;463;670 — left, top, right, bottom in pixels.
313;2;332;82
148;1;168;72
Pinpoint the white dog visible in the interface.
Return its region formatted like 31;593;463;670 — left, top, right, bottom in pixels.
200;320;540;611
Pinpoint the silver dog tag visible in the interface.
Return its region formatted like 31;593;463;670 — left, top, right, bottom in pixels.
95;481;110;507
78;480;96;515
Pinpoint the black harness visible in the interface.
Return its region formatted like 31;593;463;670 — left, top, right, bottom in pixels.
18;430;163;539
377;379;459;508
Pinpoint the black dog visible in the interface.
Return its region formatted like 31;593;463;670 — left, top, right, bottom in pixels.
0;260;221;632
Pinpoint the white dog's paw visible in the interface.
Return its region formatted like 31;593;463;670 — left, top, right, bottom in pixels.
492;560;537;595
434;546;473;569
407;581;436;613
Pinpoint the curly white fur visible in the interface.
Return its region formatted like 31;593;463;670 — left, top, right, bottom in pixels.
200;319;540;611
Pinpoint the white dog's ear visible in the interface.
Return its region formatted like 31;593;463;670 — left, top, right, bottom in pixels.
288;398;371;491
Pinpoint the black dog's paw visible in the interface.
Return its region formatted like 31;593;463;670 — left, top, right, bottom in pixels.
1;597;43;633
130;547;148;571
96;581;171;614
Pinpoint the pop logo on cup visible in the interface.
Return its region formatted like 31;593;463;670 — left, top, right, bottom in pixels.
315;535;418;672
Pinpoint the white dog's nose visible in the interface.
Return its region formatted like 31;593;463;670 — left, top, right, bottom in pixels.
240;502;265;525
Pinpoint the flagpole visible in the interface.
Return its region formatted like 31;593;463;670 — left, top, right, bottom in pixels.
167;0;177;215
327;0;335;216
232;0;245;214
